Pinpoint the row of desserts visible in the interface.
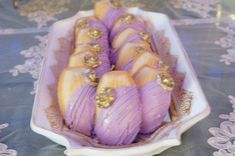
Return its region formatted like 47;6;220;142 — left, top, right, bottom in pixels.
94;0;175;134
57;0;175;146
58;16;111;137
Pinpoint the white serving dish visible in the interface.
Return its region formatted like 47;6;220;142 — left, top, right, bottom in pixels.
31;8;210;156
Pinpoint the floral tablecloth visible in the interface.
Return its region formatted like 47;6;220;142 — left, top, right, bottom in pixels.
0;0;235;156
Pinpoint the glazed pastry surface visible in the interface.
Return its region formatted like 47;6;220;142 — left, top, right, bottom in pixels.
133;66;174;133
94;71;142;145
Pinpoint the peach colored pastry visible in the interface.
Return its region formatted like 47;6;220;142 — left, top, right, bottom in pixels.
110;14;146;42
111;28;152;63
112;28;150;49
94;71;142;145
74;43;105;56
133;65;174;134
94;0;125;29
68;50;110;78
74;17;109;55
130;52;169;75
115;42;151;70
58;67;99;136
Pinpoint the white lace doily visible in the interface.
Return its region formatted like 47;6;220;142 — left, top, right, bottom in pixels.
18;0;71;28
216;20;235;65
169;0;219;18
0;124;17;156
170;0;235;66
172;17;235;66
208;96;235;156
9;35;48;94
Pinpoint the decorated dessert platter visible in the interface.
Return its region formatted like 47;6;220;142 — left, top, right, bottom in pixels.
31;0;210;156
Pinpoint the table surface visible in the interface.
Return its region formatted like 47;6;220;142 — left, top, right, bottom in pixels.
0;0;235;156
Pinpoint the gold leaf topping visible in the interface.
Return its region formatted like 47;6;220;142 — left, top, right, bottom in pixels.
121;14;135;24
96;88;115;108
76;19;89;29
139;32;151;43
158;60;170;71
89;43;102;53
156;73;175;91
84;55;102;68
110;0;122;8
135;46;147;53
88;28;102;39
86;70;99;86
111;65;115;70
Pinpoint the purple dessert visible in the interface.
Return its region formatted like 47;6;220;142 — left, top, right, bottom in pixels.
84;53;111;78
111;32;151;64
75;17;110;55
101;0;126;29
89;19;110;52
95;86;142;145
134;66;174;134
110;14;146;42
139;80;172;133
73;17;111;77
64;85;96;136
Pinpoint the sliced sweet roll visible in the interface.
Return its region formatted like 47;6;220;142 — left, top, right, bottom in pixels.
58;67;99;136
94;71;142;145
73;43;110;66
74;43;103;55
94;0;125;29
68;51;111;78
110;14;146;42
130;52;169;75
115;42;151;70
112;28;151;49
74;17;109;54
133;65;175;134
111;29;152;63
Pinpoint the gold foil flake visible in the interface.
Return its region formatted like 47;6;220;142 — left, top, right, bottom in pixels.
76;19;89;29
84;55;101;68
139;32;151;43
179;91;193;115
88;28;102;39
134;47;145;58
110;0;122;8
158;60;170;71
111;65;115;70
89;44;102;53
96;88;115;108
86;70;99;86
121;14;135;24
135;46;147;53
156;73;175;91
